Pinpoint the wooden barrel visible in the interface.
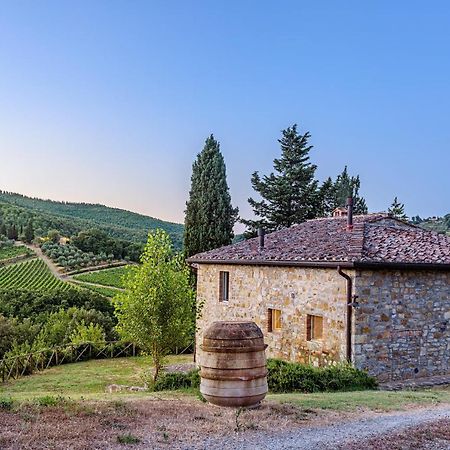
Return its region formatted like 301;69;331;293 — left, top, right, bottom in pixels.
200;321;268;407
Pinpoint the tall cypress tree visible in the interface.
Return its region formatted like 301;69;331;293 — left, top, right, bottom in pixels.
24;220;35;243
184;135;238;258
242;124;319;235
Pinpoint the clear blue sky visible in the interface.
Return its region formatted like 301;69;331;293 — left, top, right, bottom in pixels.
1;1;449;227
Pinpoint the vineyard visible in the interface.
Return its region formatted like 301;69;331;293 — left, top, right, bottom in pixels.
0;259;70;291
72;266;130;289
0;245;32;261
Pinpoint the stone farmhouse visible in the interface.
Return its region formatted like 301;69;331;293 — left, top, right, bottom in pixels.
188;210;450;382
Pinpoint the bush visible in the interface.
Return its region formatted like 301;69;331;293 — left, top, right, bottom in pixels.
0;397;14;411
267;359;377;393
153;369;200;391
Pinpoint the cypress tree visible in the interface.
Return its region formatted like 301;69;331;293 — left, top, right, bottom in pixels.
242;124;319;235
184;135;238;258
24;220;35;243
388;197;407;220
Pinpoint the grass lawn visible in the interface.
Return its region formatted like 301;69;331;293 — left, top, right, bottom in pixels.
1;355;449;412
269;387;450;411
0;355;193;401
0;245;32;261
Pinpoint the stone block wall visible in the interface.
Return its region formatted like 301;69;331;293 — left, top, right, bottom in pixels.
353;270;450;381
196;264;352;367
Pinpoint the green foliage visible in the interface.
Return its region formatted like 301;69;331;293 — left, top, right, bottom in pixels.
69;321;105;345
184;134;238;258
0;397;14;410
35;395;66;407
388;196;408;220
0;259;70;291
73;282;121;298
0;315;39;359
0;288;114;320
41;241;114;271
114;230;195;381
33;307;114;349
47;229;60;244
243;124;319;235
0;245;31;261
23;220;35;243
267;359;377;393
117;434;141;444
319;166;368;216
0;191;183;249
73;266;129;289
152;369;200;391
71;229;143;262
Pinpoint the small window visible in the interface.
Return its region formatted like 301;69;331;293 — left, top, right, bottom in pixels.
307;315;323;341
219;271;229;302
267;308;282;332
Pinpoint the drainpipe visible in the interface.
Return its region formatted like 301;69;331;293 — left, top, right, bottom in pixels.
337;266;353;362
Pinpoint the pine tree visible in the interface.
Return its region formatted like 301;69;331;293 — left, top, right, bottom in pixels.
184;135;238;258
242;124;319;235
388;197;407;220
319;166;368;216
24;220;34;243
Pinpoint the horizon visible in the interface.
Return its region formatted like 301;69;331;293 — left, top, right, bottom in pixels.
1;1;450;227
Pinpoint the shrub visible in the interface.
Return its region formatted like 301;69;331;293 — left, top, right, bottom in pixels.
153;369;200;391
0;397;14;411
267;359;377;393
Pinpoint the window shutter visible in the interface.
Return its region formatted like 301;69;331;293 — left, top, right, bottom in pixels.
219;272;224;302
267;309;273;332
306;315;312;341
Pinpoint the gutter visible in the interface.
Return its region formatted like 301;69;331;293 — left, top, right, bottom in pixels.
337;265;354;363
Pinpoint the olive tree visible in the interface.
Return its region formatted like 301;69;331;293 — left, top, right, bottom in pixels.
113;229;195;382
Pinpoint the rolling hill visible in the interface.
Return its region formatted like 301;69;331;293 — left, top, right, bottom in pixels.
0;191;183;248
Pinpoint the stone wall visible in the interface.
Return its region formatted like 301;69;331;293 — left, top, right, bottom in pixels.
196;264;352;367
353;270;450;381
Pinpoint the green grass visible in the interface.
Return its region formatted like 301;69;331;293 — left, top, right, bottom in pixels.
0;259;70;291
269;387;450;411
73;266;131;289
70;281;120;298
1;354;449;413
0;355;193;401
0;246;32;261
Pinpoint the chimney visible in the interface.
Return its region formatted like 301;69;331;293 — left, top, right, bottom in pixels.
346;196;353;231
258;228;265;250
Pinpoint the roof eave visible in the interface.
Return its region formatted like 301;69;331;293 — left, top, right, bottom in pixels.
187;259;450;271
186;258;354;269
354;261;450;271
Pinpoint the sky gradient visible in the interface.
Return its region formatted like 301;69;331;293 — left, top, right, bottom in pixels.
1;1;449;228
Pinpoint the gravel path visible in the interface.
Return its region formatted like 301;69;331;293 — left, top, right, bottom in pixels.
199;405;450;450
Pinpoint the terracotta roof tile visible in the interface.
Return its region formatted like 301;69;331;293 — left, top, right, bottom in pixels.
187;214;450;267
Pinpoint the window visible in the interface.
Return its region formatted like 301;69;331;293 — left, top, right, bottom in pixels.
307;314;323;341
219;271;229;302
267;308;282;332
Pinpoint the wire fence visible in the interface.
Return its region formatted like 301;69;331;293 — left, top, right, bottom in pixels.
0;340;194;384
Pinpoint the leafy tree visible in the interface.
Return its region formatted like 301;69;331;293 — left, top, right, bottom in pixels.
318;166;368;216
47;229;60;244
114;230;195;382
388;196;408;220
0;222;6;237
184;135;238;257
242;124;319;235
24;220;34;243
70;321;105;345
